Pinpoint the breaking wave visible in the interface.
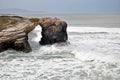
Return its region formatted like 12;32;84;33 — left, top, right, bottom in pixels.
0;26;120;80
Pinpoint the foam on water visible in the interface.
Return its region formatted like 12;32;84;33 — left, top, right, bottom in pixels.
29;25;42;42
0;26;120;80
66;26;120;62
68;26;120;33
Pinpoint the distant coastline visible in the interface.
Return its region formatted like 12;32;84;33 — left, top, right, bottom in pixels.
0;8;45;14
1;13;120;28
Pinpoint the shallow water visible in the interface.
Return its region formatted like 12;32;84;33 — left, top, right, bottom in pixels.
0;25;120;80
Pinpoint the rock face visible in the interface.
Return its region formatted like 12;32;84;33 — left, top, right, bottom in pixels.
39;17;68;45
0;16;38;52
0;16;68;53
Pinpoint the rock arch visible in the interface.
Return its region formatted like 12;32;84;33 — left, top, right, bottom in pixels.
0;16;68;53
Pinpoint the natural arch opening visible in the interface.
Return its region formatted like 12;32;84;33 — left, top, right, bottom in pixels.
28;25;42;51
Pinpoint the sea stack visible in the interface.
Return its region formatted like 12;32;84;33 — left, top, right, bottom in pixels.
39;17;68;45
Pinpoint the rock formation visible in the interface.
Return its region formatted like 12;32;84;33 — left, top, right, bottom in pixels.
39;17;68;45
0;15;68;53
0;16;38;52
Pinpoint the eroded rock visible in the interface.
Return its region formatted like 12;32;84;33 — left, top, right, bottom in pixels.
13;37;32;53
0;16;38;52
0;15;68;53
39;17;68;45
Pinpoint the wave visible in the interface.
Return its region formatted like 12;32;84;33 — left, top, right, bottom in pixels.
1;25;120;80
26;26;120;63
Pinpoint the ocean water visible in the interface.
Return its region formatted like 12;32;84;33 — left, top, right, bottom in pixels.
0;14;120;80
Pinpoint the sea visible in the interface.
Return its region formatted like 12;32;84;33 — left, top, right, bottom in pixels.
0;13;120;80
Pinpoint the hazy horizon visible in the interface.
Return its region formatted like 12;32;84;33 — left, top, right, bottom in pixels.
0;0;120;13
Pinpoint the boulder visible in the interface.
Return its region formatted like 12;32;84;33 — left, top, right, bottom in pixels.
39;17;68;45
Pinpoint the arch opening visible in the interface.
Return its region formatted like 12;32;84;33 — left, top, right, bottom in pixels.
28;25;42;51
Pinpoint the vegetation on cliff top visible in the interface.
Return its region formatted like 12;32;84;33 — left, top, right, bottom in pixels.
29;18;39;23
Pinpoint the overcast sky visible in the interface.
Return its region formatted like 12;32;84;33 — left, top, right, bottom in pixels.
0;0;120;13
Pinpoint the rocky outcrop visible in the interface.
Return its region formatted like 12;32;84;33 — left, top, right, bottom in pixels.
39;17;68;45
0;15;68;53
0;16;38;52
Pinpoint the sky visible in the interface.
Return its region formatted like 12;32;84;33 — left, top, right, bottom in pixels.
0;0;120;13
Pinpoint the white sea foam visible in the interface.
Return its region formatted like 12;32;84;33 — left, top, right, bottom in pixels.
31;26;120;64
68;26;120;33
1;26;120;80
28;26;120;63
67;26;120;62
29;25;42;42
